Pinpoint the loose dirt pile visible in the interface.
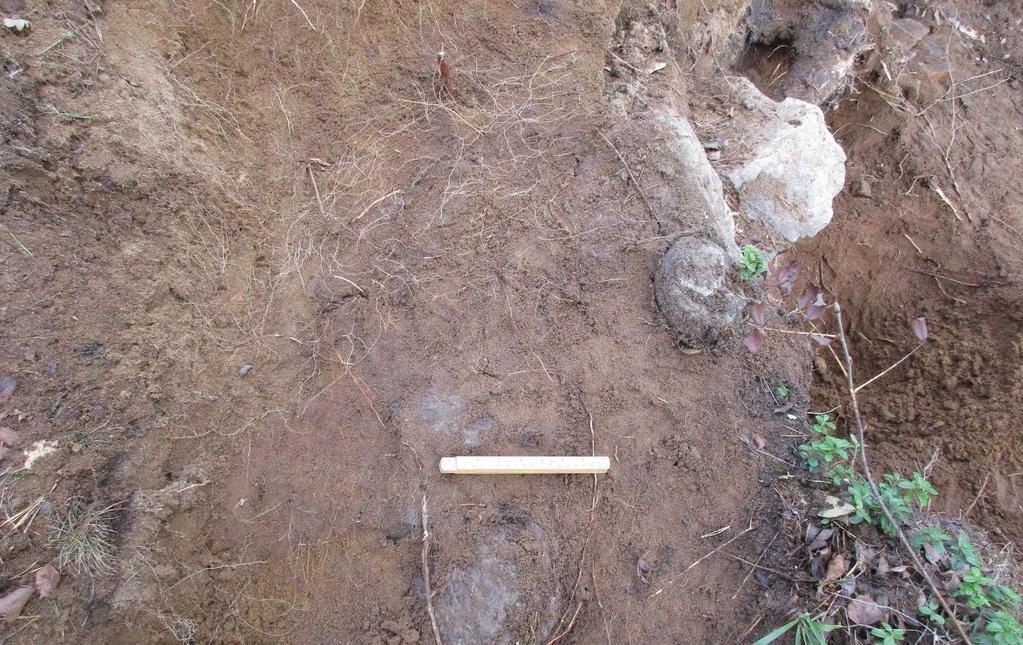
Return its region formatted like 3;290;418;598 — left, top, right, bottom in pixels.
0;0;1021;643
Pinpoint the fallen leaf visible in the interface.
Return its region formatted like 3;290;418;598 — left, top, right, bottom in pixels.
840;576;856;597
847;594;885;625
854;541;876;568
941;570;961;593
797;286;819;312
749;302;767;327
912;316;928;341
23;439;58;469
809;334;832;346
773;402;794;414
636;557;651;585
752;433;766;449
807;528;834;552
0;586;33;624
3;17;30;32
35;564;59;598
819;502;855;518
923;542;945;565
875;555;890;576
0;376;15;406
0;427;17;445
647;61;667;74
823;553;847;584
889;564;910;574
743;328;767;353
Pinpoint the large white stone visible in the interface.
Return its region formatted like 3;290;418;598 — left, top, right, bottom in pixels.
722;78;846;241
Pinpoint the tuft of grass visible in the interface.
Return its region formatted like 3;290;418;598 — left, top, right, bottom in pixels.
738;244;768;281
754;612;839;645
48;498;122;576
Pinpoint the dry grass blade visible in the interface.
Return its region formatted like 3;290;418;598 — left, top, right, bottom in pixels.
48;498;124;577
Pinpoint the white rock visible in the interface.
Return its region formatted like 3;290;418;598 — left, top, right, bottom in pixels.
654;114;740;255
722;78;846;241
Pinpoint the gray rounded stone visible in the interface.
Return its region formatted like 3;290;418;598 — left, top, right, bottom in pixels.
655;236;744;343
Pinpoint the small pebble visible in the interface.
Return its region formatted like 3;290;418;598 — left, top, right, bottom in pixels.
855;177;873;198
239;364;253;377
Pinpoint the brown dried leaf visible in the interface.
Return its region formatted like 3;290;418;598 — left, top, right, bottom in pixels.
797;286;819;312
0;376;15;407
752;433;767;450
636;557;651;585
912;316;928;341
35;564;59;598
0;586;33;624
823;553;847;584
749;302;767;327
808;528;835;553
923;542;945;565
819;501;855;518
846;594;885;626
743;328;767;353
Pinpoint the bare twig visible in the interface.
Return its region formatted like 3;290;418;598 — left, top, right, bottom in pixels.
854;342;925;393
287;0;316;30
600;132;661;228
832;301;972;644
421;494;443;645
964;473;990;518
546;601;583;645
732;531;779;600
649;520;755;598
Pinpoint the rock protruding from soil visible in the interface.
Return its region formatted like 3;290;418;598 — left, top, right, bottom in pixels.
747;0;873;105
720;78;846;241
655;236;744;344
434;522;554;644
607;114;740;255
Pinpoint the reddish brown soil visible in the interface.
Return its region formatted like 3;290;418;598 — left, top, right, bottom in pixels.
0;1;810;642
797;2;1023;546
1;0;1021;643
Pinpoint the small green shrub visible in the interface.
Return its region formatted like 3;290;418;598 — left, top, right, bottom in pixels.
738;244;768;281
917;598;945;626
754;612;839;645
870;623;906;644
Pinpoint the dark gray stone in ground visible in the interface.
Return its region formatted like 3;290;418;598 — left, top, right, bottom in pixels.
655;236;744;343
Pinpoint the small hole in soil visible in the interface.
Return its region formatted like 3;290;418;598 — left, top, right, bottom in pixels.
736;38;794;99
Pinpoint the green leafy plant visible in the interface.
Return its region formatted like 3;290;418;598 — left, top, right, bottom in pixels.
811;414;837;435
776;383;790;398
950;531;983;571
739;244;768;281
895;471;938;507
870;623;906;644
799;434;855;472
845;477;877;526
798;414;856;476
960;567;999;609
911;525;951;559
828;463;855;486
978;609;1023;644
917;598;945;626
754;612;840;645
